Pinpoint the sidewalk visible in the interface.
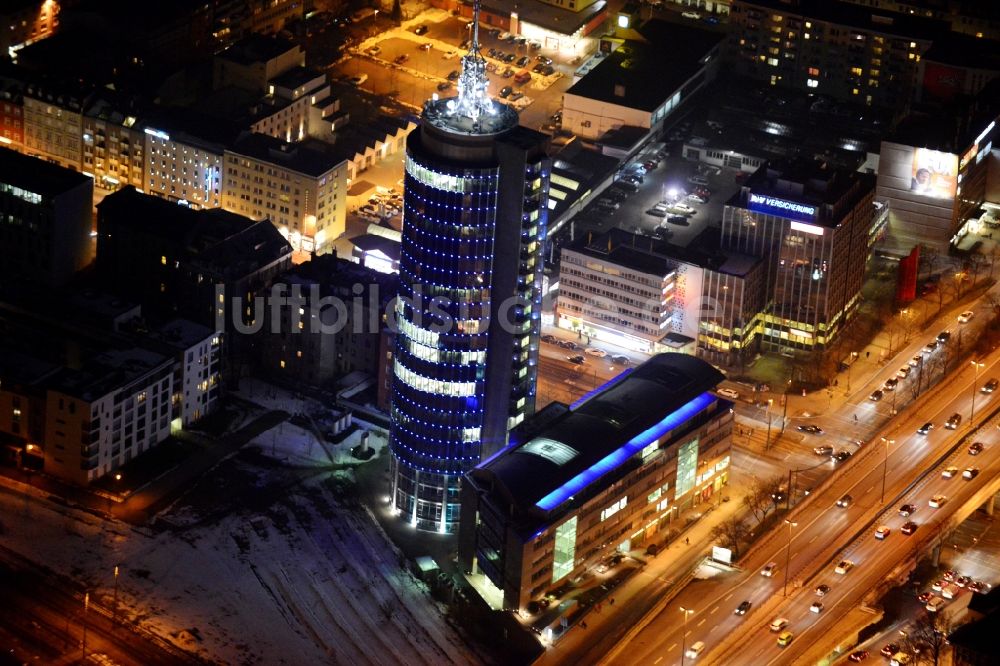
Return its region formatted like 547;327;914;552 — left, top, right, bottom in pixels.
533;470;754;666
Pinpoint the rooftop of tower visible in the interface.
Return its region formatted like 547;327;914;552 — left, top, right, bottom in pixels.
421;0;519;136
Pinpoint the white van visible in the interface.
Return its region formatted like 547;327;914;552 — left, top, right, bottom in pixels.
685;641;705;658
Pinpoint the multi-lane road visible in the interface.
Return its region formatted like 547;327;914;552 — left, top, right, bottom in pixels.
608;325;1000;666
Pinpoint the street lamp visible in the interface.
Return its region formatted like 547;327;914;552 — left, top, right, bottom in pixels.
879;437;894;504
680;606;695;666
782;520;797;597
113;565;120;621
970;360;985;424
846;351;859;393
765;398;774;450
82;591;89;660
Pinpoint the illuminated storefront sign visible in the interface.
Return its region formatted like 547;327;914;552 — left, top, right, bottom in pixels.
790;221;824;236
748;193;817;221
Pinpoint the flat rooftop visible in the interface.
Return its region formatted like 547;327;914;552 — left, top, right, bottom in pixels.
474;0;608;37
734;0;948;41
0;146;92;198
474;353;725;532
565;19;723;112
228;131;347;177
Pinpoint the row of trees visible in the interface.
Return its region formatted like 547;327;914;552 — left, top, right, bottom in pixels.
710;475;785;559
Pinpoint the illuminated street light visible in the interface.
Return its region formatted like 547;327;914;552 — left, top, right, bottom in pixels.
680;606;695;666
970;360;985;424
782;520;797;596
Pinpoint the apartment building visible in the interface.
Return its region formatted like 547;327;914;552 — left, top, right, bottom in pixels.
0;78;24;147
0;0;60;56
82;93;146;192
251;67;344;143
142;111;241;210
0;147;93;288
222;132;348;253
459;353;733;611
213;33;305;96
21;80;90;170
143;319;223;427
727;0;942;108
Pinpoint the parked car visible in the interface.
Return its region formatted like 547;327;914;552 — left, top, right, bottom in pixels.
909;354;922;367
611;355;631;366
541;334;557;343
394;54;409;64
936;330;951;343
897;366;911;379
349;74;368;86
413;24;428;35
883;378;898;391
848;651;870;663
447;70;461;80
717;388;740;400
499;86;513;97
869;389;884;402
567;354;586;364
924;340;938;353
798;424;824;434
688;175;710;186
584;348;607;358
437;81;452;91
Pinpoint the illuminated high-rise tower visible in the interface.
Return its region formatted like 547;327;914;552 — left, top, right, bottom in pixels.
389;0;550;533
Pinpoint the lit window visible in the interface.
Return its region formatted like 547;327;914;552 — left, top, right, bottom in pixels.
280;360;286;369
850;67;863;76
617;15;629;28
808;67;820;76
807;79;818;88
160;255;166;265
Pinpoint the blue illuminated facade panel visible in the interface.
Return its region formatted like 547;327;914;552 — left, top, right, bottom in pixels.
390;126;550;534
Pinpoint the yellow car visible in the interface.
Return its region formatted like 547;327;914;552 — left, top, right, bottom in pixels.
777;631;794;647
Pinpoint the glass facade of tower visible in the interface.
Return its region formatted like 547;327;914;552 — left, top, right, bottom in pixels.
391;152;500;532
390;137;549;533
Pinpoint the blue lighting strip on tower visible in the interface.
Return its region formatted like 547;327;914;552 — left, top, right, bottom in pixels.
534;392;716;512
569;368;634;411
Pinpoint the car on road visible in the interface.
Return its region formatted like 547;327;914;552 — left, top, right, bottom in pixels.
761;562;778;577
901;521;918;535
929;494;947;508
717;388;740;400
848;650;871;663
958;310;976;323
685;641;705;659
869;389;884;401
917;591;933;603
769;617;788;632
584;348;606;358
899;503;916;516
559;340;579;350
837;494;853;508
897;366;911;379
612;355;631;366
394;54;409;64
814;445;833;456
735;600;752;615
942;466;959;478
917;422;934;434
881;643;900;658
809;601;823;613
969;441;984;455
883;378;898;391
832;450;853;462
418;42;432;51
875;525;891;539
945;413;962;429
964;467;980;480
541;334;557;343
957;574;973;587
777;631;794;647
926;597;947;612
815;584;830;596
982;378;999;393
936;330;951;343
834;559;854;574
969;580;988;593
413;24;428;35
499;86;513;97
567;354;585;364
797;424;824;434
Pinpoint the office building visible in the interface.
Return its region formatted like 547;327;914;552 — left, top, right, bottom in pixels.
0;147;93;288
459;353;733;611
727;0;943;108
222;131;348;253
720;159;880;352
389;5;550;533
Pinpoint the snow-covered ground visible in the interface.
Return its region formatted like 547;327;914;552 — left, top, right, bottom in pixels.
0;380;472;665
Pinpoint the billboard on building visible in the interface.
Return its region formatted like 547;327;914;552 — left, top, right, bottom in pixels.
922;63;966;103
896;245;919;303
910;148;958;199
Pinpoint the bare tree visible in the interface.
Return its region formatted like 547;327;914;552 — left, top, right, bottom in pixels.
967;253;988;286
710;514;750;559
899;611;952;666
986;292;1000;319
742;475;785;525
918;244;941;279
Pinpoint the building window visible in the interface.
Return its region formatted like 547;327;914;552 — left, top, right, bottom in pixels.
552;517;577;583
807;79;819;88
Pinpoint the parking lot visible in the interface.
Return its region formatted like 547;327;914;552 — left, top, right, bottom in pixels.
332;13;568;113
553;132;745;254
